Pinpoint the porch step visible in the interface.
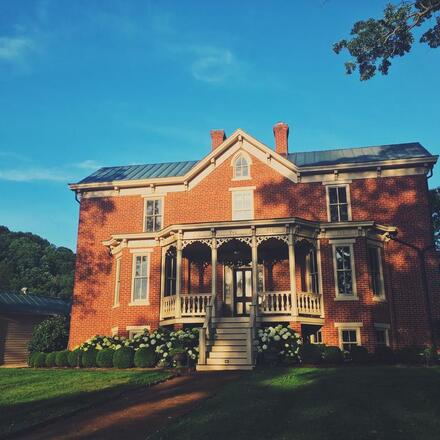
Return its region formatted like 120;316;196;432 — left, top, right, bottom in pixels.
196;364;254;371
207;357;249;365
212;317;249;323
214;333;247;340
209;351;247;359
211;345;247;353
208;339;247;346
215;322;249;328
216;328;248;334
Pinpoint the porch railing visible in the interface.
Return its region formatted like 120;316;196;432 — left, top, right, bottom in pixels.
161;293;211;319
296;291;322;316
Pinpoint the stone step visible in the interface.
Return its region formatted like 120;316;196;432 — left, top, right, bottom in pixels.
207;357;250;365
214;333;247;340
211;345;247;353
209;339;247;346
209;351;247;359
196;364;254;371
216;328;248;334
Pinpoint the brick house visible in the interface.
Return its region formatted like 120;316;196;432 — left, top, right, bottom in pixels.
68;123;440;370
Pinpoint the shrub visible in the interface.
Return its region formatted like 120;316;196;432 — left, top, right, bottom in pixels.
45;352;57;367
55;350;70;367
350;346;370;364
96;349;114;368
28;316;69;354
34;352;47;368
422;346;438;365
134;347;156;368
81;348;98;368
373;346;395;364
397;346;424;365
28;351;39;367
113;347;134;369
322;346;344;364
256;325;301;364
299;344;323;364
68;349;82;367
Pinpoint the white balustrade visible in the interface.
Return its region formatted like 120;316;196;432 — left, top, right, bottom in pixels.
181;293;211;317
261;291;322;316
297;291;321;316
161;295;176;319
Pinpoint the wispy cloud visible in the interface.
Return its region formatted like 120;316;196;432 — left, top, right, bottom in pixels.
74;160;102;170
0;37;36;62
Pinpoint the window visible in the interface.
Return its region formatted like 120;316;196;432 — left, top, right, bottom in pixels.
232;189;254;220
341;329;360;352
111;327;118;336
144;199;163;232
233;154;250;179
113;258;121;307
131;254;149;304
334;245;355;296
374;324;390;346
165;251;176;296
127;325;150;339
308;249;319;294
368;246;385;298
327;186;350;222
310;328;323;344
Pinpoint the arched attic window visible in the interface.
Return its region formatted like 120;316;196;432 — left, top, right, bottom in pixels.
232;153;251;180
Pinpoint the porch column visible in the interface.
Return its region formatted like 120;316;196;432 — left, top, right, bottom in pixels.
251;228;258;307
159;241;166;321
211;231;217;317
317;239;325;318
288;226;299;318
175;232;182;319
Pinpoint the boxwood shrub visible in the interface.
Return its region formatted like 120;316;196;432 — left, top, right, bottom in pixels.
34;352;47;368
28;351;39;367
397;346;424;365
322;346;344;364
350;346;370;364
96;349;114;368
113;347;134;369
68;349;82;368
45;351;57;367
298;344;323;364
134;347;156;368
55;350;70;367
81;348;98;368
373;346;395;364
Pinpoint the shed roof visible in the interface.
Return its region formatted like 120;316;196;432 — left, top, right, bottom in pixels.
0;293;71;316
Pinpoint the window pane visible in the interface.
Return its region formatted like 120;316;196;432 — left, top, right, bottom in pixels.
339;204;348;221
134;278;141;301
135;257;142;277
146;217;154;232
154;200;161;215
155;215;162;231
329;187;338;204
146;200;154;215
338;187;347;203
236;271;243;297
242;193;251;209
376;330;386;345
330;205;339;222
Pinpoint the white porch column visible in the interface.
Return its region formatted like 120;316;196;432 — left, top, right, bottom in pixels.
175;232;182;319
211;230;217;317
159;241;166;321
251;227;258;307
288;226;299;318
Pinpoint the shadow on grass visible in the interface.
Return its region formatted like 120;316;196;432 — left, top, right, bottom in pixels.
149;366;440;440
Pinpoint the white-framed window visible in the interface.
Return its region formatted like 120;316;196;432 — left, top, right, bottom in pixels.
326;185;351;222
335;323;362;352
231;188;254;220
126;325;150;339
374;323;390;346
131;253;150;305
310;328;323;344
111;326;118;336
113;257;121;307
144;198;163;232
332;242;357;299
232;153;251;180
368;245;386;299
307;248;319;294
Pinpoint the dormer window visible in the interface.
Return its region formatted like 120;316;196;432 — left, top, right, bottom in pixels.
233;153;251;180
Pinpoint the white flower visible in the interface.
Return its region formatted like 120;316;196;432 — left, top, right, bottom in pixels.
274;335;280;341
262;344;268;350
282;334;289;340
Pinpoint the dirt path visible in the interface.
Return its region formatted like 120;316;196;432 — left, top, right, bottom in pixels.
17;372;240;440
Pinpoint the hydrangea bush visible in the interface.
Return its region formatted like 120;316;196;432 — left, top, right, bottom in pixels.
256;325;301;363
154;328;199;366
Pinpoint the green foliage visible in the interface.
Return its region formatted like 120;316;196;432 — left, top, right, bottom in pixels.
256;325;301;363
113;347;134;369
81;348;98;368
45;352;57;367
34;352;47;368
373;346;396;364
96;349;114;368
334;1;440;80
55;350;70;367
134;347;156;368
422;345;438;365
28;316;69;353
0;225;75;299
429;188;440;249
349;346;370;364
298;344;323;364
322;346;344;364
68;349;82;368
28;351;39;367
397;345;424;364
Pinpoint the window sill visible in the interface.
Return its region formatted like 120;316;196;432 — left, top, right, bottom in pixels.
372;296;387;303
334;296;359;301
232;176;251;181
129;301;149;306
112;304;120;309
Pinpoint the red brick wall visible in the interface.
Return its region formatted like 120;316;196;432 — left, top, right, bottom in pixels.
69;150;439;350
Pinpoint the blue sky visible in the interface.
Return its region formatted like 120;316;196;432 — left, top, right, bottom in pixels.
1;0;439;251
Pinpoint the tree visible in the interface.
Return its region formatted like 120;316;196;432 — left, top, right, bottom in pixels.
429;187;440;249
334;1;440;80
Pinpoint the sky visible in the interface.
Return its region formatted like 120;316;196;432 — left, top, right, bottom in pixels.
0;0;439;251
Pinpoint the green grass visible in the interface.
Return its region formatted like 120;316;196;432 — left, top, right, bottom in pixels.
0;368;172;437
151;366;440;440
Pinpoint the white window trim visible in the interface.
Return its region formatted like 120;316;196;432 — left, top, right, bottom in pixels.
111;326;118;336
231;151;252;181
335;322;362;350
332;242;358;300
143;196;164;233
130;252;151;306
374;323;390;346
368;245;386;301
230;187;255;221
325;184;352;222
113;257;121;308
126;325;151;339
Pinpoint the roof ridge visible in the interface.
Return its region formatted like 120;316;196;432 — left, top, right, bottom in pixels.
96;159;199;171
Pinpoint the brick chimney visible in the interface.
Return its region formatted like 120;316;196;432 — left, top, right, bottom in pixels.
273;122;289;157
210;129;226;150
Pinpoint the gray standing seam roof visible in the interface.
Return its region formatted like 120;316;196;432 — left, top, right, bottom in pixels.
0;292;71;316
76;142;433;185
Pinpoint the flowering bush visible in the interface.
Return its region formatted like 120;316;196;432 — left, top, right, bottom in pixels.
154;328;200;366
256;325;301;363
77;335;125;352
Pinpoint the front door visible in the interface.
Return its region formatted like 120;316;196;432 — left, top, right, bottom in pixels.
233;268;252;316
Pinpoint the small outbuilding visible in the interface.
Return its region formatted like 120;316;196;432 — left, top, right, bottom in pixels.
0;293;70;366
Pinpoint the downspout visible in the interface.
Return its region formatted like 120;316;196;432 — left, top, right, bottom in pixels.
74;190;81;204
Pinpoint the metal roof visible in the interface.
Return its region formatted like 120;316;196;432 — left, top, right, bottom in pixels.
78;160;199;184
288;142;432;167
0;293;71;316
75;142;433;185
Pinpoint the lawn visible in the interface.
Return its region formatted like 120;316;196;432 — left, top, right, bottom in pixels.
0;368;172;438
151;366;440;440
